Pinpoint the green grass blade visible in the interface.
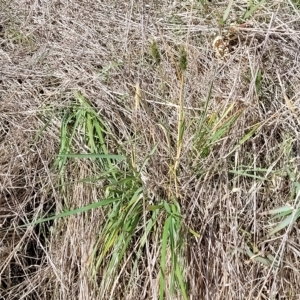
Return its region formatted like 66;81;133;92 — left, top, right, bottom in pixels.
245;249;278;267
138;143;158;174
242;0;266;20
87;113;96;151
268;211;299;236
262;206;293;216
58;153;124;159
225;123;260;158
29;197;120;226
223;0;234;23
175;260;188;300
238;124;260;145
229;170;266;181
160;216;171;300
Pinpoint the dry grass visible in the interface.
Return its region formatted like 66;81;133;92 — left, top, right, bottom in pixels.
1;0;300;299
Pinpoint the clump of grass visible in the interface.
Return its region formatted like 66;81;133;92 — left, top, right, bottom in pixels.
28;92;188;299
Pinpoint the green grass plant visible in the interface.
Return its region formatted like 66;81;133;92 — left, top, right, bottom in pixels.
262;168;300;237
27;92;188;299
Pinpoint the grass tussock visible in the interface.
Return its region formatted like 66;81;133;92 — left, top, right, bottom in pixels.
1;0;300;299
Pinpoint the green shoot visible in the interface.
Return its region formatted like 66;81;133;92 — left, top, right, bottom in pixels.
261;168;300;236
242;0;266;21
223;0;234;24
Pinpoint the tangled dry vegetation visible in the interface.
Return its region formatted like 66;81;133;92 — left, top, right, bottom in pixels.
1;0;300;299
